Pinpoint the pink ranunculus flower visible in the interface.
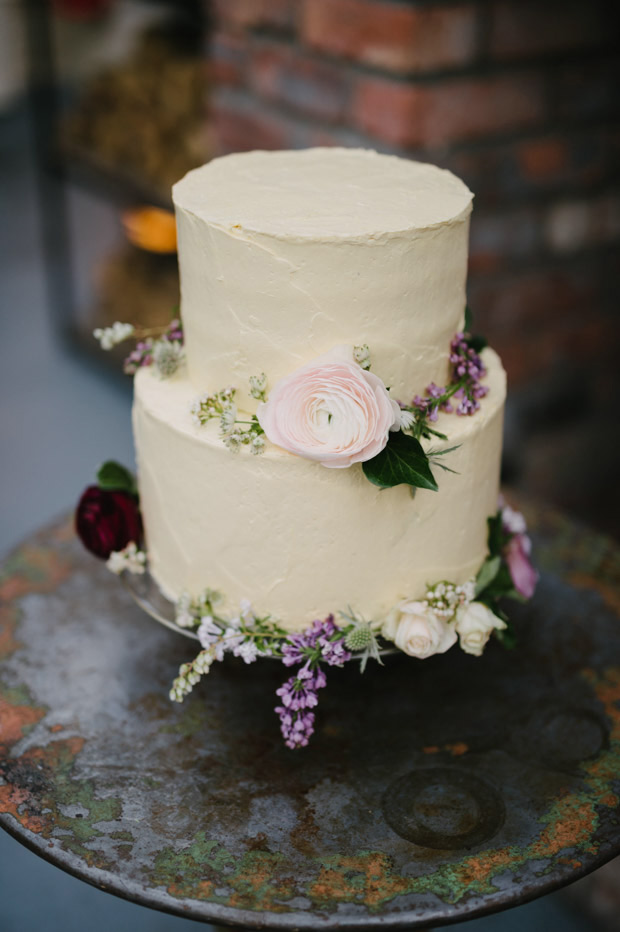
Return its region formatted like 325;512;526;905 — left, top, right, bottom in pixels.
504;533;538;599
256;346;400;468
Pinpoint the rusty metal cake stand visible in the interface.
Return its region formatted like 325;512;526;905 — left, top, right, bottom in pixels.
1;504;619;929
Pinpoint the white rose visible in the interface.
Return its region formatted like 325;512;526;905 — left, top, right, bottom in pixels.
383;600;457;659
455;601;506;656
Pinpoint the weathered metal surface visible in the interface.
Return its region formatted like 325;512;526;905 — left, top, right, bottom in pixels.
0;503;619;929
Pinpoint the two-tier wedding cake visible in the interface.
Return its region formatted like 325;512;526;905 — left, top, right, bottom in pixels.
133;148;505;627
78;147;537;748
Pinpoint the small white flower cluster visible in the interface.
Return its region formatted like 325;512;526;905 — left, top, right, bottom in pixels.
106;542;147;575
190;384;266;455
152;339;183;378
249;372;268;401
171;595;276;702
197;598;270;665
93;321;134;350
422;579;476;621
169;648;216;702
353;344;371;370
501;504;527;535
175;588;222;629
399;409;416;431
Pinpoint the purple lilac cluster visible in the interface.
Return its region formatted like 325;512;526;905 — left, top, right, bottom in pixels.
281;615;351;668
275;616;351;749
412;381;453;423
413;332;488;420
123;319;184;375
275;667;327;749
449;332;488;415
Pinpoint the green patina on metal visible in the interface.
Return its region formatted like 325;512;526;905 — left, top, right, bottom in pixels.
153;833;296;911
111;830;135;842
160;694;217;739
2;513;620;926
0;541;126;870
149;666;620;913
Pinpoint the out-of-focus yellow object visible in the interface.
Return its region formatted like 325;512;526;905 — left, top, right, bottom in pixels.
122;206;177;253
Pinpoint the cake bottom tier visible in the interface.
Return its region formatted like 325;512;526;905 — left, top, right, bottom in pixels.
133;351;506;632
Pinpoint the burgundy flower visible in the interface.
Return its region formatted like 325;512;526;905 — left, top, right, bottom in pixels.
75;486;142;559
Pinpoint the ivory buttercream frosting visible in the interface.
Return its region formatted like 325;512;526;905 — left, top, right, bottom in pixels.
132;147;507;631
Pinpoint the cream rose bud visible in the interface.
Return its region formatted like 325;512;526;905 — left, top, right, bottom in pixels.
455;601;506;657
383;600;457;659
256;346;401;468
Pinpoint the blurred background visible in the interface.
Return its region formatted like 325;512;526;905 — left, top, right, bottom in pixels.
0;0;618;930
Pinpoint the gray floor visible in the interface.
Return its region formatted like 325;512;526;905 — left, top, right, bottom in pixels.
0;105;596;931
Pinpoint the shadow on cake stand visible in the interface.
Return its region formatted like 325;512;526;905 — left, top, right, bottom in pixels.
0;501;619;930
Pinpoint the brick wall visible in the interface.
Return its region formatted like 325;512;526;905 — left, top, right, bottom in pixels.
206;0;620;536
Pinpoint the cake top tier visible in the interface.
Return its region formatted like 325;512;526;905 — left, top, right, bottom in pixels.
172;148;473;240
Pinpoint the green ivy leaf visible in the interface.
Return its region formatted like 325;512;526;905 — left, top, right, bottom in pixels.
478;562;520;602
464;305;473;333
487;511;505;557
475;555;501;597
362;432;438;492
494;616;517;649
463;306;487;351
467;334;488;353
97;461;138;497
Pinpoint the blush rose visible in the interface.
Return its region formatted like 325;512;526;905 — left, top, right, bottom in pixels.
256;346;400;468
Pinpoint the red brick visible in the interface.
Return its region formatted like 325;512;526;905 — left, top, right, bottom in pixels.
301;0;478;74
446;127;618;209
209;32;247;88
352;73;545;148
210;95;292;154
248;42;351;123
545;193;620;254
552;58;620;121
211;0;295;32
469;266;603;386
517;138;568;181
468;208;541;274
490;0;607;60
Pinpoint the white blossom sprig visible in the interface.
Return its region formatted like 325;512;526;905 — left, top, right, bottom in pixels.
169;647;217;701
353;344;371;370
190;384;266;454
94;322;135;350
249;372;268;401
422;578;476;622
170;592;289;702
106;542;147;575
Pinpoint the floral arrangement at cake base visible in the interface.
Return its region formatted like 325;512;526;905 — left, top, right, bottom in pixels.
75;458;536;749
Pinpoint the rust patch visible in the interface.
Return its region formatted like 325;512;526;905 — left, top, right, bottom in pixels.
310;852;411;909
0;689;46;753
0;545;72;603
168;879;215;900
0;783;46;833
0;605;21;661
422;742;468;756
569;571;620;615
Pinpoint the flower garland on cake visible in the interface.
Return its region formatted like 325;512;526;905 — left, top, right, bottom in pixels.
75;459;536;749
94;308;489;494
83;309;537;748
